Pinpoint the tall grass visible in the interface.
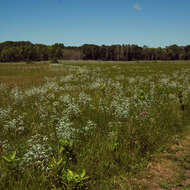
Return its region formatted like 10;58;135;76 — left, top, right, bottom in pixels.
0;61;190;189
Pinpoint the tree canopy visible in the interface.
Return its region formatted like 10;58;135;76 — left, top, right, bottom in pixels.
0;41;190;62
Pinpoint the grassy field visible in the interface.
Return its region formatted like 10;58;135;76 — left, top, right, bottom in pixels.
0;60;190;189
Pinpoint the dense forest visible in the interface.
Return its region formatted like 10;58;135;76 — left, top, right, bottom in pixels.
0;41;190;62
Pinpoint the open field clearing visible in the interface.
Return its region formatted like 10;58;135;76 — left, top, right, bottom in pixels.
0;61;190;189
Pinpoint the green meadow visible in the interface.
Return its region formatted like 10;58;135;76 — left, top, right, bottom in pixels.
0;60;190;189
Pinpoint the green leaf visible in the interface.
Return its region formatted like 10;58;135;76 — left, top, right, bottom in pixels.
68;169;73;177
57;158;63;166
59;147;64;154
10;151;16;160
2;156;11;162
81;169;86;178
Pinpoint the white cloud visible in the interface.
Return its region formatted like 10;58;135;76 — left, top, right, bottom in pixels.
133;3;142;11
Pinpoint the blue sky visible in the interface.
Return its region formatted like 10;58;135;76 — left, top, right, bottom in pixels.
0;0;190;47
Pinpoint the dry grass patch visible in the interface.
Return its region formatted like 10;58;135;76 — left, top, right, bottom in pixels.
115;126;190;190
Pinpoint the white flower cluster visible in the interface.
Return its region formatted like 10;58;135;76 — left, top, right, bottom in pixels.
111;96;130;120
3;115;25;135
78;92;91;106
0;107;11;120
21;134;53;170
0;139;11;152
83;120;96;133
25;86;48;96
63;103;81;119
98;98;110;113
56;116;77;140
59;94;71;104
60;74;74;83
10;87;24;102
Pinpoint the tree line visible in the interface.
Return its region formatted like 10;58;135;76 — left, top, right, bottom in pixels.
0;41;190;62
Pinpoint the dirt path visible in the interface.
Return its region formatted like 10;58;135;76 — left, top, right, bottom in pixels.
116;126;190;190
